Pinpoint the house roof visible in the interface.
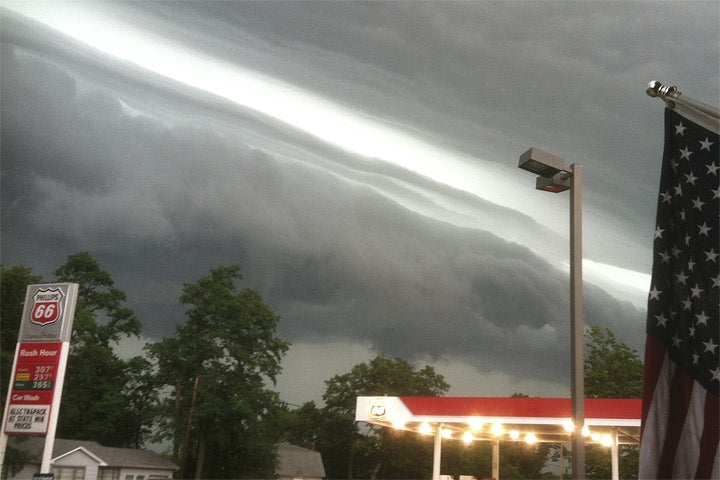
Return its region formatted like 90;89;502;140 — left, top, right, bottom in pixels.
9;437;178;471
276;442;326;478
356;396;641;445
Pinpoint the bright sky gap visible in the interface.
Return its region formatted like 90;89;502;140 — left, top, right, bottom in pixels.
6;3;509;208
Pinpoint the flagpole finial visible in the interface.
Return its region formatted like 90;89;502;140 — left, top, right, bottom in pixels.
646;81;677;99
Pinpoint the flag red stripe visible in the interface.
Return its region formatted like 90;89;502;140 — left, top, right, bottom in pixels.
695;391;719;479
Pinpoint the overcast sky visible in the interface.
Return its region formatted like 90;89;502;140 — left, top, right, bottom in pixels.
2;1;718;406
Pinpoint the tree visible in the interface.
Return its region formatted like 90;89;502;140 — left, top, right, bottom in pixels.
583;325;643;480
278;401;326;450
493;394;554;479
585;326;643;399
0;264;44;475
146;265;289;479
53;252;155;447
0;264;43;408
321;355;450;479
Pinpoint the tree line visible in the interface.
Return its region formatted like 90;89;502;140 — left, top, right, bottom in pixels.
0;252;643;479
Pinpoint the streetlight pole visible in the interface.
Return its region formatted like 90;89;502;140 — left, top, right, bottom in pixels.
569;163;585;478
518;148;585;478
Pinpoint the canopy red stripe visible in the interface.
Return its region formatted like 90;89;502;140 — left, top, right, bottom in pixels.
399;396;640;421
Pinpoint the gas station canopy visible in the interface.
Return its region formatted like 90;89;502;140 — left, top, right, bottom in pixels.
356;396;641;445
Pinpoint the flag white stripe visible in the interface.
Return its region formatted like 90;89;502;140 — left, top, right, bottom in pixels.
639;351;672;479
672;380;705;478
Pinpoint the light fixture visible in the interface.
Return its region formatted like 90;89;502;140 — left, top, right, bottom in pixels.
518;147;568;178
491;423;504;436
601;434;613;447
563;419;575;433
462;431;474;444
442;428;452;439
419;422;432;435
582;425;590;437
519;148;571;192
509;430;520;440
525;433;538;445
536;172;570;193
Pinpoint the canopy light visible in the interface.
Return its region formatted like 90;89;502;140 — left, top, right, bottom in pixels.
518;148;568;178
468;418;484;431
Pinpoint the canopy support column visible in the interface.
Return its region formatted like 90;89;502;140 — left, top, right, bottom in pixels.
492;438;500;479
611;428;619;480
432;423;442;480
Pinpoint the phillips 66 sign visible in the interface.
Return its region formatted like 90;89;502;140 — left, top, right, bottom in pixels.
19;284;77;343
29;288;64;327
3;283;77;435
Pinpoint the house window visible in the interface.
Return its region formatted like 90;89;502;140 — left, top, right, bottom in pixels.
98;467;121;480
51;466;85;480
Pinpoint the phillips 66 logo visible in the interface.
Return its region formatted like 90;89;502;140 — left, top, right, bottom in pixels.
369;398;387;419
30;288;64;327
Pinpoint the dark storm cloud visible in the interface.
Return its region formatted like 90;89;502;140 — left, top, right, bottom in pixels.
80;0;719;273
1;2;715;394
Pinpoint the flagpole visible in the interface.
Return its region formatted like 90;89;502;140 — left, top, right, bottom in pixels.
646;81;720;135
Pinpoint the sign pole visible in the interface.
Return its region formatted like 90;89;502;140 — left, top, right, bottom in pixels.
39;341;71;473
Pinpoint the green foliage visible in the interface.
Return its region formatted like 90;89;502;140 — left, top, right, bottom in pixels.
499;441;552;479
320;354;450;479
491;394;553;478
0;264;43;408
52;252;155;447
0;265;44;475
439;440;493;479
278;401;325;449
324;355;450;413
583;325;643;480
584;326;643;399
55;252;141;344
146;265;289;479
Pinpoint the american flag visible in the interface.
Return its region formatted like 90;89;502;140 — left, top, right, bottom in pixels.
639;108;719;479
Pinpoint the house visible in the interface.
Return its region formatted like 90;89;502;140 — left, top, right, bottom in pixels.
7;438;324;480
6;437;178;480
275;443;325;480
